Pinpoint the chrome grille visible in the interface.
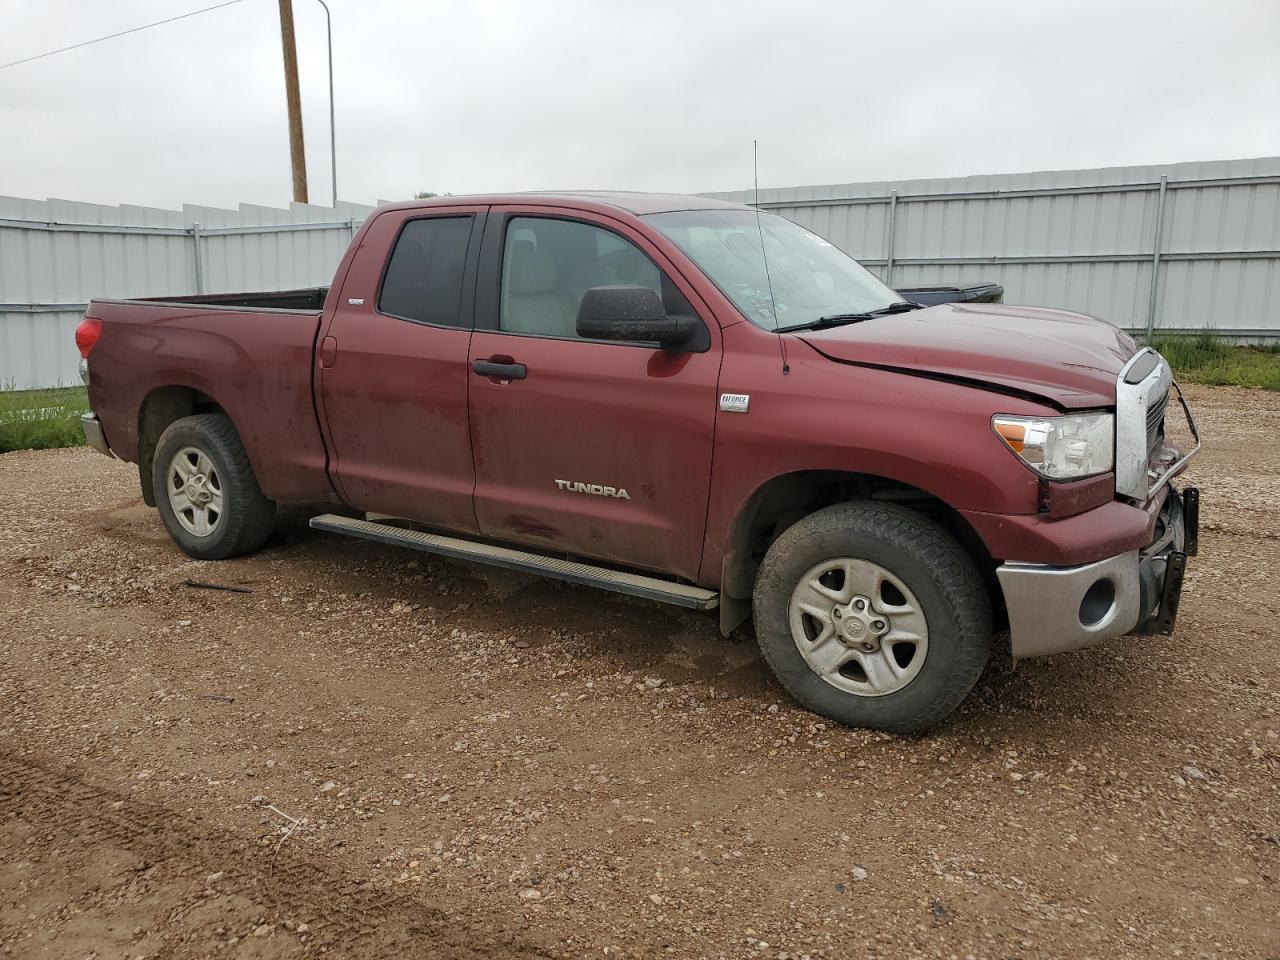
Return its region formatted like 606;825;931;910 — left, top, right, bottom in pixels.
1146;389;1169;458
1116;348;1174;500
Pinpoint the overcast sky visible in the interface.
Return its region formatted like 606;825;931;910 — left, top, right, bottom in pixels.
2;0;1278;211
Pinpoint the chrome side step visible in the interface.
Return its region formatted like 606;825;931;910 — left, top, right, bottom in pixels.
309;514;719;611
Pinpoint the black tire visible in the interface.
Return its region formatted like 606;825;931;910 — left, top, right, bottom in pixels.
152;414;276;560
752;501;991;734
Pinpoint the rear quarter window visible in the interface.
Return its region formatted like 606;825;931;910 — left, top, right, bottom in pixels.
378;216;474;327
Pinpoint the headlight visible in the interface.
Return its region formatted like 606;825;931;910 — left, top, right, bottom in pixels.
992;412;1114;480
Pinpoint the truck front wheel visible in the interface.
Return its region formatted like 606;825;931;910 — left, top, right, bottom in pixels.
752;501;991;734
152;414;276;561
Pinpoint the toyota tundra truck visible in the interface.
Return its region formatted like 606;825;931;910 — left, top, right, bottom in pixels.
75;192;1201;733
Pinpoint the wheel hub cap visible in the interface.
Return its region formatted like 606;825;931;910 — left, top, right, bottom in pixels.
185;475;212;503
834;595;890;650
167;446;223;538
788;559;930;698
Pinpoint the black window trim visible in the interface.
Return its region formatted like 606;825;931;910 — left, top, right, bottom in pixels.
374;210;487;331
474;210;710;352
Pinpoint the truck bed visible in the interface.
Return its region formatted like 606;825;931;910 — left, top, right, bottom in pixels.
84;293;335;505
121;287;330;312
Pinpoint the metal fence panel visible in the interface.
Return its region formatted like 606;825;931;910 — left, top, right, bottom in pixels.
705;156;1280;340
4;158;1280;390
0;196;376;389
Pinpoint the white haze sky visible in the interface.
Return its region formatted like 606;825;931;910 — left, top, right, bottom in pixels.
2;0;1279;210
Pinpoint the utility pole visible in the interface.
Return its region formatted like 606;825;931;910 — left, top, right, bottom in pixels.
277;0;308;203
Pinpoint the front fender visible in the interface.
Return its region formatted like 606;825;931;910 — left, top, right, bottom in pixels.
699;339;1054;588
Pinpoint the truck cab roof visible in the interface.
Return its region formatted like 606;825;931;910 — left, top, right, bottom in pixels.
380;191;753;217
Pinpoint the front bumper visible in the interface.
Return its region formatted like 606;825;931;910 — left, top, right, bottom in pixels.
996;486;1198;658
80;412;114;458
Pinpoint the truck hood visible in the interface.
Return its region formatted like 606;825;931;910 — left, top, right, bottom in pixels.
797;302;1137;409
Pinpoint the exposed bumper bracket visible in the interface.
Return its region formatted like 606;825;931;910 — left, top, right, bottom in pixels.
1148;551;1187;635
1182;488;1199;557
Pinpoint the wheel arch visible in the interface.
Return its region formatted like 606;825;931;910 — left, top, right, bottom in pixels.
717;469;1002;636
136;385;227;506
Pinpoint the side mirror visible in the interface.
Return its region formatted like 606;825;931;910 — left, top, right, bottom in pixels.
576;285;698;348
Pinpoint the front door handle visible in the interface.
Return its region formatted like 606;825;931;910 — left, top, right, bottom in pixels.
472;359;527;381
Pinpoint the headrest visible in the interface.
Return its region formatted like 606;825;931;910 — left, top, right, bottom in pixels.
507;242;557;296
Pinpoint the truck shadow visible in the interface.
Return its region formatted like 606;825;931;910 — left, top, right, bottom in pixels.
268;509;1173;730
266;507;780;700
98;501;1159;732
269;508;1169;731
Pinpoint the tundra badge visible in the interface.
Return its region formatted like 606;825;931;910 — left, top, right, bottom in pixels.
719;393;750;413
555;480;631;500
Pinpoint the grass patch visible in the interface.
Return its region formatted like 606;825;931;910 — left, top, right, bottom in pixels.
1149;332;1280;391
0;385;88;453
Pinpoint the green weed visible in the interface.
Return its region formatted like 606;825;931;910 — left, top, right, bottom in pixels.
0;385;88;453
1148;332;1280;391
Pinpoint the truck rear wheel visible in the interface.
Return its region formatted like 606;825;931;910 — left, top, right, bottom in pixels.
752;501;991;734
152;414;276;560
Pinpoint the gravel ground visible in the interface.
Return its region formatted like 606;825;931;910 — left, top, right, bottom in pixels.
1;383;1277;959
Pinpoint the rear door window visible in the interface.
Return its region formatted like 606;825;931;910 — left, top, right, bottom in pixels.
378;216;474;327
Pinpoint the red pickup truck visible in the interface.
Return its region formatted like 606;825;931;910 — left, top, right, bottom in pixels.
76;192;1200;733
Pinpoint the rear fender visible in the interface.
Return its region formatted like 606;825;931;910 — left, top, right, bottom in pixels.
136;385;225;506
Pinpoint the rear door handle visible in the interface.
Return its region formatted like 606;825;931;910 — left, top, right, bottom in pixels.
472;359;527;381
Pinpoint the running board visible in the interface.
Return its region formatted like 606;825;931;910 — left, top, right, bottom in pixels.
309;514;719;611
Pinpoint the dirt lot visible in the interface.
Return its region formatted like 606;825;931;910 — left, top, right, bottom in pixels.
1;383;1277;959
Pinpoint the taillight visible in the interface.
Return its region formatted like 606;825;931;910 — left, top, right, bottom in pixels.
75;317;102;358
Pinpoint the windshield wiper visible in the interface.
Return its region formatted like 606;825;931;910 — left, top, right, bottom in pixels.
779;301;923;333
789;312;876;330
876;300;924;314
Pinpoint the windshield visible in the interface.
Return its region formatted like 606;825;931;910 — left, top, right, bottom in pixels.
645;209;902;332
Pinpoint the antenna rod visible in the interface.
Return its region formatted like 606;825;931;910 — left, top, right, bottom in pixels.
753;140;788;373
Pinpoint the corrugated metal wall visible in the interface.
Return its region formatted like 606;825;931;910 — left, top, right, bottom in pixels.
706;156;1280;340
4;158;1278;389
0;196;378;389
